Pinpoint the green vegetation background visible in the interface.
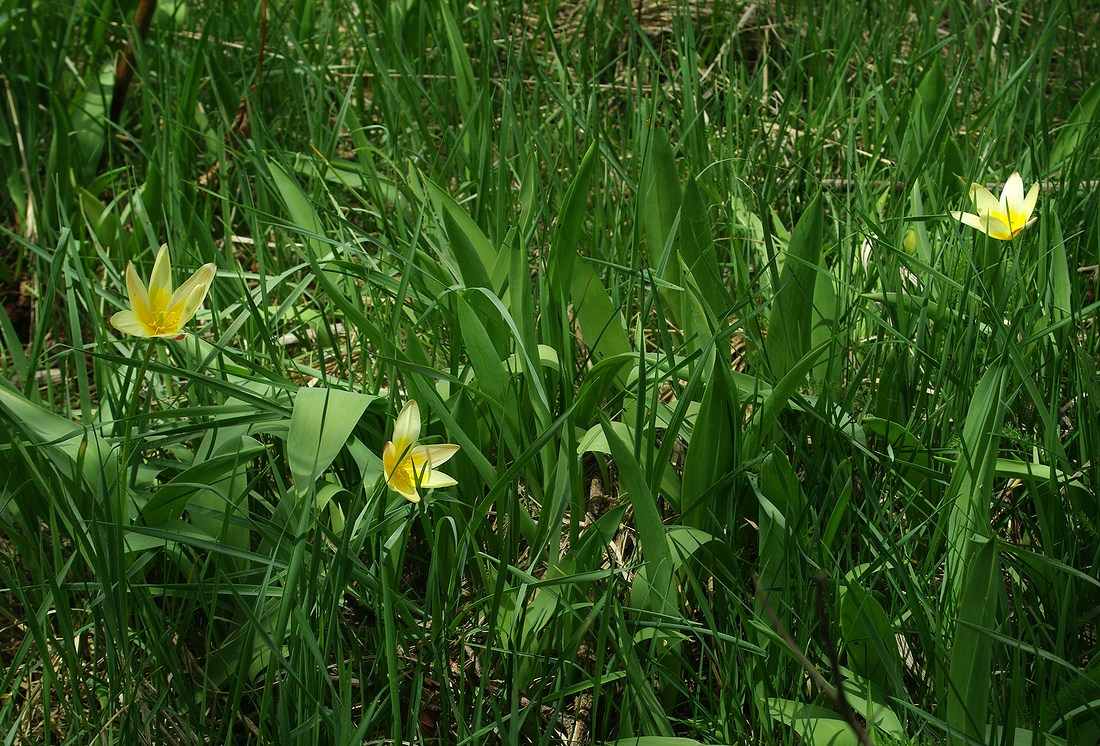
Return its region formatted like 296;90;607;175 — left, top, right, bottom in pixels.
1;0;1099;743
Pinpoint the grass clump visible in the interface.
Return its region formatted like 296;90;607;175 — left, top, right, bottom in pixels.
1;0;1099;743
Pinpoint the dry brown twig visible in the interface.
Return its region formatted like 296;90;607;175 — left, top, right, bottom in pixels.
109;0;158;126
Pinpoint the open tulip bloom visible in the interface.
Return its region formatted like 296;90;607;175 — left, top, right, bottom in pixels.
951;171;1039;240
111;246;217;339
382;399;460;503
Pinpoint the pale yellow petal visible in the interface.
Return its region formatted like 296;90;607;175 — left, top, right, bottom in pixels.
391;473;421;502
168;263;217;325
1021;181;1040;222
968;183;1001;216
981;213;1014;240
954;211;985;232
383;440;401;482
419;470;457;489
110;309;152;337
417;444;460;469
392;400;421;452
125;261;152;327
382;441;421;501
148;245;174;297
1001;172;1025;213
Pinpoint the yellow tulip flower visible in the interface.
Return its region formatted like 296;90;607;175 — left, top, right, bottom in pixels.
110;246;217;339
951;172;1039;240
382;399;459;503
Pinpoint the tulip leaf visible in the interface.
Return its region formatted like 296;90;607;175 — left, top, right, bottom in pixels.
548;143;632;370
766;699;860;746
766;192;823;381
744;338;831;457
606;738;707;746
187;426;262;563
639;127;683;327
570;255;632;364
943;363;1006;602
600;415;673;616
70;62;113;178
141;436;265;527
680;356;737;530
1045;214;1072;336
986;728;1068;746
288;387;375;500
679;175;725;313
811;263;839;389
947;535;1001;746
456;293;509;406
759;447;808;522
424;177;497;291
0;380;118;501
840;583;904;695
753;449;803;637
549;142;598;303
822;458;854;550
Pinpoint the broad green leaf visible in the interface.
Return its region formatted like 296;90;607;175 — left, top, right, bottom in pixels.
861;291;971;328
142;437;266;526
943;364;1006;604
425;177;496;290
744;339;830;456
821;458;853;550
70;61;113;177
754;450;804;636
0;380;118;497
438;1;476;118
759;447;808;523
678;175;727;321
578;419;632;456
457;293;509;406
78;187;134;257
570;256;632;363
811;262;838;388
766;192;823;381
518;149;538;237
550;141;599;303
908;182;934;266
840;584;903;695
680;357;736;530
632;526;717;616
863;416;941;524
573;353;639;425
188;429;261;562
639;128;683;326
287;387;374;500
600;416;673;616
766;699;860;746
985;726;1067;746
1046;214;1071;340
664;525;715;566
947;535;1000;746
916;57;946;135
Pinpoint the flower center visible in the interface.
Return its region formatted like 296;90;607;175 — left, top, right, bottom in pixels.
147;289;181;334
398;455;427;484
